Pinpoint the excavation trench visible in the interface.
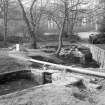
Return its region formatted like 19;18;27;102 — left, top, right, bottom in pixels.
3;49;102;97
0;70;53;96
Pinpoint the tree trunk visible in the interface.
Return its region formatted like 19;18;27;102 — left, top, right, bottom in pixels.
17;0;37;49
55;30;63;55
55;1;69;55
30;31;37;49
55;19;66;55
3;0;8;45
31;40;37;49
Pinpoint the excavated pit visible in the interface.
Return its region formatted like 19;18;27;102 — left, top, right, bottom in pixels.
0;70;52;96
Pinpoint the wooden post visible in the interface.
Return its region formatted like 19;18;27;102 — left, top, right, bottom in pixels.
16;44;20;51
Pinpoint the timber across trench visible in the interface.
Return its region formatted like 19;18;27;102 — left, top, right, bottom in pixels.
8;50;105;78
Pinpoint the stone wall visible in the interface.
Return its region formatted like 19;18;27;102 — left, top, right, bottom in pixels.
84;44;105;68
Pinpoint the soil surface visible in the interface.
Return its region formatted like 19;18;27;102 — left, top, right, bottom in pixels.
0;83;104;105
0;44;104;105
0;84;93;105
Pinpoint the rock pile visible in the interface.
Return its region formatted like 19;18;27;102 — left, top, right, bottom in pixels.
59;45;92;64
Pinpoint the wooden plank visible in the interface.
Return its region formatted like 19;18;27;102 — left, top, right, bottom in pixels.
29;59;105;78
9;53;105;78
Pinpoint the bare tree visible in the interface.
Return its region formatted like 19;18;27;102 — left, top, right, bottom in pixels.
44;0;87;55
17;0;45;48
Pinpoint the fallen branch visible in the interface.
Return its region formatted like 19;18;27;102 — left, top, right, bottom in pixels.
9;53;105;78
29;59;105;78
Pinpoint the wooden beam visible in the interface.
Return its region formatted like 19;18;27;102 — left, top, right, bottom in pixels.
9;54;105;78
29;59;105;78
